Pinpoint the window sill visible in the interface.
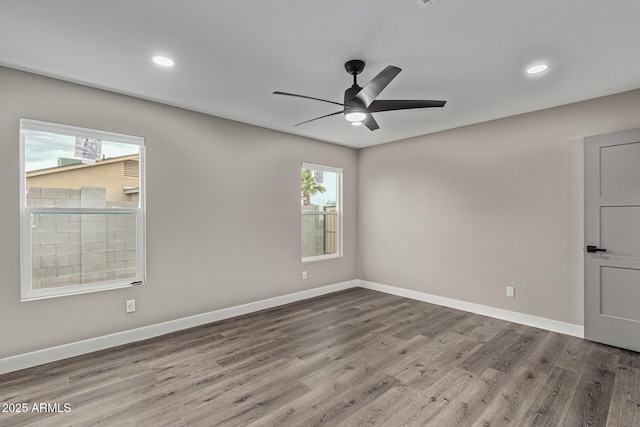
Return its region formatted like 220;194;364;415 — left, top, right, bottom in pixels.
301;253;342;263
21;280;141;302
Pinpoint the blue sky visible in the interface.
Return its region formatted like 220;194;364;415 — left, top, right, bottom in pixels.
307;170;338;208
24;130;138;172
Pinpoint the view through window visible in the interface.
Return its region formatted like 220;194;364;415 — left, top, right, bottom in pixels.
301;163;342;261
20;119;145;301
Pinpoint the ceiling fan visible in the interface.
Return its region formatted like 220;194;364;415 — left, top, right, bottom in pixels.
274;59;446;131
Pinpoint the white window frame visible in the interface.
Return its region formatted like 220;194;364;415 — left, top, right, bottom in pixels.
19;119;146;301
301;162;343;263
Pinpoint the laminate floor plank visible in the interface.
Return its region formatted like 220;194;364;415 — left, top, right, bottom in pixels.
554;336;596;373
245;370;398;427
520;331;570;375
336;383;424;427
299;333;405;387
220;307;331;339
447;313;510;343
424;367;509;426
384;331;469;383
394;309;470;341
371;304;447;338
617;348;640;371
490;327;548;374
145;359;313;427
295;322;386;361
429;337;485;375
1;288;639;426
562;347;617;427
519;366;580;426
347;301;413;329
460;326;524;375
471;365;549;427
606;366;640;427
389;368;480;426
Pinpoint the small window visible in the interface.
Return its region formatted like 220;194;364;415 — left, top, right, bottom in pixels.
20;119;145;301
301;163;342;262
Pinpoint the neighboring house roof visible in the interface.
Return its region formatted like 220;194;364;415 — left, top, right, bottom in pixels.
26;154;139;177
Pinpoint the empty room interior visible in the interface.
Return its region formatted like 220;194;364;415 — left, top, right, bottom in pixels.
2;1;640;426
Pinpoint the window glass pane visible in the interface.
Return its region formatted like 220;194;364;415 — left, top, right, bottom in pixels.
301;213;337;257
30;212;138;289
301;168;338;212
25;130;140;208
301;163;341;261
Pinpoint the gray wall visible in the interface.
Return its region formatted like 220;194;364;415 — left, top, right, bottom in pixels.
4;64;640;360
358;89;640;326
0;67;357;358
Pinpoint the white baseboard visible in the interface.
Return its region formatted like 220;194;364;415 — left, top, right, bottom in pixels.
0;278;585;376
0;280;358;375
358;280;584;338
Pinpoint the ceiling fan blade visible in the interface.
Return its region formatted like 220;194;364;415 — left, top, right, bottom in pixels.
368;99;446;112
354;66;402;107
362;114;380;131
273;91;345;107
294;111;344;126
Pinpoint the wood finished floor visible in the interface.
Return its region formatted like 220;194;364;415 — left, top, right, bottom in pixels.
1;288;639;426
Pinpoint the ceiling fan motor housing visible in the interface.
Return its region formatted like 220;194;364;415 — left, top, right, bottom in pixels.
344;85;364;104
344;59;365;76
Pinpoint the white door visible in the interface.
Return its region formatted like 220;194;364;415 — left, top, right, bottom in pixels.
585;128;640;352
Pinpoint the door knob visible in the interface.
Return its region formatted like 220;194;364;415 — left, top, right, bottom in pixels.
587;245;607;253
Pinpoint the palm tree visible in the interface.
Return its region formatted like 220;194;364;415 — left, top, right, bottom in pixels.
301;169;326;206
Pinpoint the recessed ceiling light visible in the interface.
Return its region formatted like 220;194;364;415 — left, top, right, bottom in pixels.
152;56;175;67
526;63;548;75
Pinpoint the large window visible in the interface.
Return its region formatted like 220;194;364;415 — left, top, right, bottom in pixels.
301;163;342;262
20;119;145;301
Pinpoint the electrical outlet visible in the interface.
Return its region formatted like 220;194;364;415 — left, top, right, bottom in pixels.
126;299;136;313
506;287;515;298
302;271;307;280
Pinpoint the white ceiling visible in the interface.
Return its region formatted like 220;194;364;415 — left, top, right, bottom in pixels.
1;0;640;149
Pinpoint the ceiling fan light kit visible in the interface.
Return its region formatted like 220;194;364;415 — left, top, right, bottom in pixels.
526;63;549;75
345;111;367;122
152;55;175;67
274;59;446;131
